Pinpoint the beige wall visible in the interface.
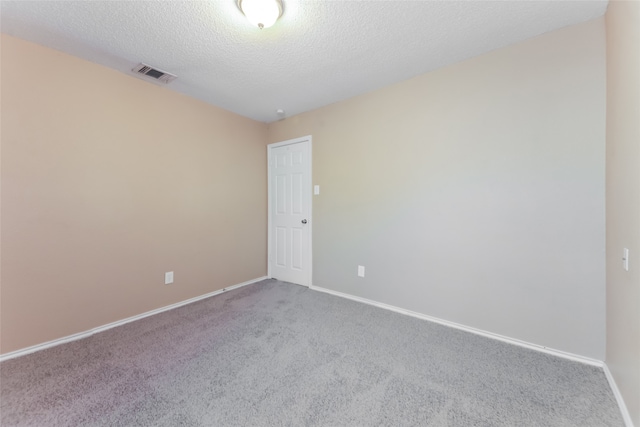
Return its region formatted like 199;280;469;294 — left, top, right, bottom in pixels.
0;35;268;354
606;1;640;425
269;19;607;359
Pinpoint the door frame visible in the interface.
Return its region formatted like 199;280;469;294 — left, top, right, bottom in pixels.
267;135;313;287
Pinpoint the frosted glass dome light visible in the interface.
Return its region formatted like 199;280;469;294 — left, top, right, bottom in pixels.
238;0;283;29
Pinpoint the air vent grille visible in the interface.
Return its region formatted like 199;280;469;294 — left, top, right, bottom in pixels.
132;63;177;84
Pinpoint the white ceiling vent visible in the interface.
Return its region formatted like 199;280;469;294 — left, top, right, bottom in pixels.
132;63;177;84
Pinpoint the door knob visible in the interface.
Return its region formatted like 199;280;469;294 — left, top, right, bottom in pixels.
301;219;308;224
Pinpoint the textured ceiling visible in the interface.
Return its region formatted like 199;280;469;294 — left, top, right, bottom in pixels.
1;0;608;123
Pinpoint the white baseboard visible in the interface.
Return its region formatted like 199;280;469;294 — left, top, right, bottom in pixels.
603;363;635;427
0;276;268;362
316;280;635;423
309;285;603;367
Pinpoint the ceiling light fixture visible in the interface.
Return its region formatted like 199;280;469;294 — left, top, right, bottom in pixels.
238;0;283;29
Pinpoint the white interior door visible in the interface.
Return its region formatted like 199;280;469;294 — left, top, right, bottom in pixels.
268;137;312;286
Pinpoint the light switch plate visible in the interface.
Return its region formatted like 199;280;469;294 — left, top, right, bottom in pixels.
314;185;320;195
165;271;174;284
358;265;365;277
623;248;629;271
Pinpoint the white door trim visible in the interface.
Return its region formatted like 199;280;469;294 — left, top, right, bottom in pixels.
267;135;313;287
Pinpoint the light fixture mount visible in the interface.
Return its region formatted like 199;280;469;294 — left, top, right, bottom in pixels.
238;0;283;29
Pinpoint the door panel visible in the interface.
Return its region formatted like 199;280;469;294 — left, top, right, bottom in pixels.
292;172;303;214
276;175;286;214
269;139;311;286
292;227;303;270
275;226;286;267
